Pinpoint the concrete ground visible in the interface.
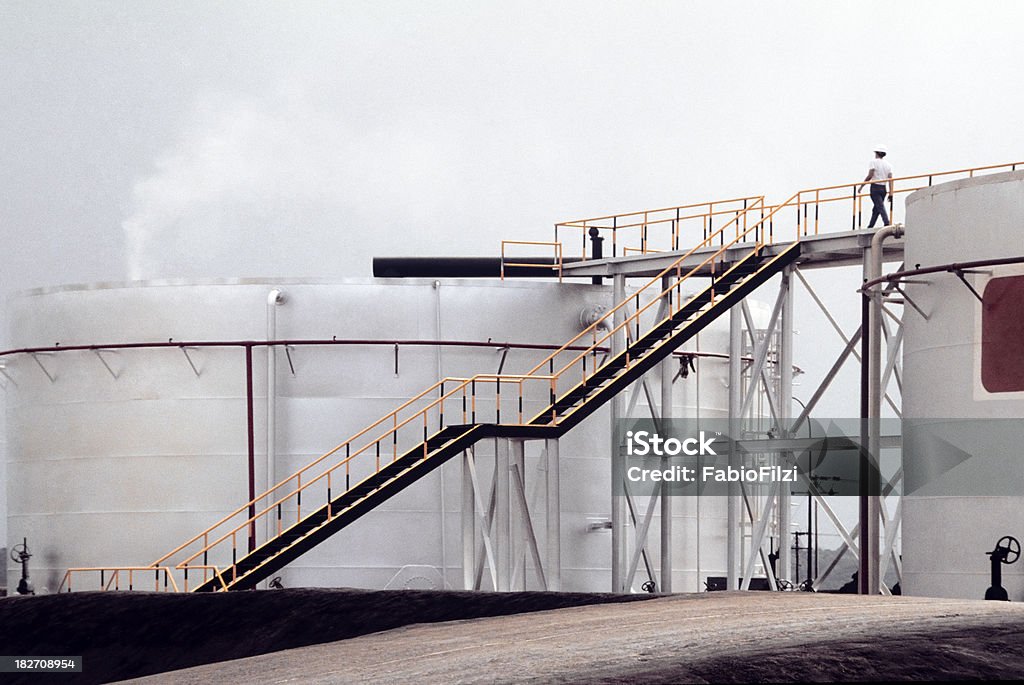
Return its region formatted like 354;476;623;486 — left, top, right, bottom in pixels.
127;592;1024;683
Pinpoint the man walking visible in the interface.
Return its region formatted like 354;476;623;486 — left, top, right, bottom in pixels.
859;145;893;228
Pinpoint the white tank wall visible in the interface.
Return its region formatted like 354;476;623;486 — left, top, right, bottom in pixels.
902;170;1024;599
5;277;753;593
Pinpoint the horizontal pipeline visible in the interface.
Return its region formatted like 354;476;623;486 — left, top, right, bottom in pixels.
0;337;799;372
373;256;583;278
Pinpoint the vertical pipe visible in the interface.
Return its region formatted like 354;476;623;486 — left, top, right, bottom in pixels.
434;281;447;586
861;224;902;594
778;269;794;584
859;252;874;594
245;343;256;554
495;437;511;591
727;303;742;590
546;438;561;591
462;450;475;590
860;227;898;594
265;290;283;556
611;274;627;592
589;227;604;285
660;276;673;593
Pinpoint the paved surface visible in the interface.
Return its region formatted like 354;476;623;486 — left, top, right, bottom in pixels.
126;592;1024;683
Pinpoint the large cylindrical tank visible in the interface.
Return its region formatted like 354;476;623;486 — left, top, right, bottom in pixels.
902;170;1024;599
5;277;754;593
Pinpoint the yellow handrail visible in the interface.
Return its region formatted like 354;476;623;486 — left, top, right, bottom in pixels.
501;240;563;281
60;566;182;593
556;195;763;258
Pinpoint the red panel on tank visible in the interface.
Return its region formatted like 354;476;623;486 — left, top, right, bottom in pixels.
981;275;1024;393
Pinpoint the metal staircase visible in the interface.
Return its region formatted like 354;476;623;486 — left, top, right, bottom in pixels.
56;159;1024;593
190;243;798;591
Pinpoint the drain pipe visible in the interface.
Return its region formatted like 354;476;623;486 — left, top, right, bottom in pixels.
860;224;903;594
266;289;285;557
434;281;448;587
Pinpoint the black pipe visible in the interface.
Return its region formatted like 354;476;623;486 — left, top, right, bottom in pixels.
373;256;582;278
589;227;604;285
859;284;870;594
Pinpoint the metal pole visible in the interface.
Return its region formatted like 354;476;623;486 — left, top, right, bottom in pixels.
861;225;903;595
245;343;256;554
727;303;742;590
859;249;874;594
660;277;673;593
778;269;794;584
265;289;283;554
589;227;604;285
495;438;511;591
462;450;475;590
546;438;561;591
611;273;626;592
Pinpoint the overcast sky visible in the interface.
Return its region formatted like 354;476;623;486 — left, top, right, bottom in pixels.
4;0;1023;293
3;2;1024;549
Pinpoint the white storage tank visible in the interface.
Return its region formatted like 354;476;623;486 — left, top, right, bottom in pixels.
6;272;774;593
5;276;753;593
902;170;1024;599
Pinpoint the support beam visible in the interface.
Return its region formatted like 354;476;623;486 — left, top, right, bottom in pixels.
467;448;498;591
611;274;627;592
739;283;786;419
495;438;511;592
740;482;779;590
727;303;742;590
777;267;794;584
626;483;662;588
740;300;782;427
510;439;527;590
510;457;547;590
462;450;475;590
660;286;673;592
546;438;561;591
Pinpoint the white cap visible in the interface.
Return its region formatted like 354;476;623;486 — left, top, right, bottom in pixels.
874;143;888;154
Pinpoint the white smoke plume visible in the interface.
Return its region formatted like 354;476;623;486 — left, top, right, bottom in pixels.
121;88;464;281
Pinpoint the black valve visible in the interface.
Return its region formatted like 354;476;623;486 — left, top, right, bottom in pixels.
10;538;35;596
985;535;1020;601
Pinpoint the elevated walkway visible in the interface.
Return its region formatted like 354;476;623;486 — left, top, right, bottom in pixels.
562;226;904;279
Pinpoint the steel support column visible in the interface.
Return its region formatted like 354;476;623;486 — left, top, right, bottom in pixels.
660;276;673;593
777;268;794;584
462;450;475;590
727;303;742;590
495;438;511;591
660;345;674;593
546;438;561;591
611;273;627;592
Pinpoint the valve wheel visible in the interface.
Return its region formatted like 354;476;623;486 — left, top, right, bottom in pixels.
10;544;28;563
996;535;1021;564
